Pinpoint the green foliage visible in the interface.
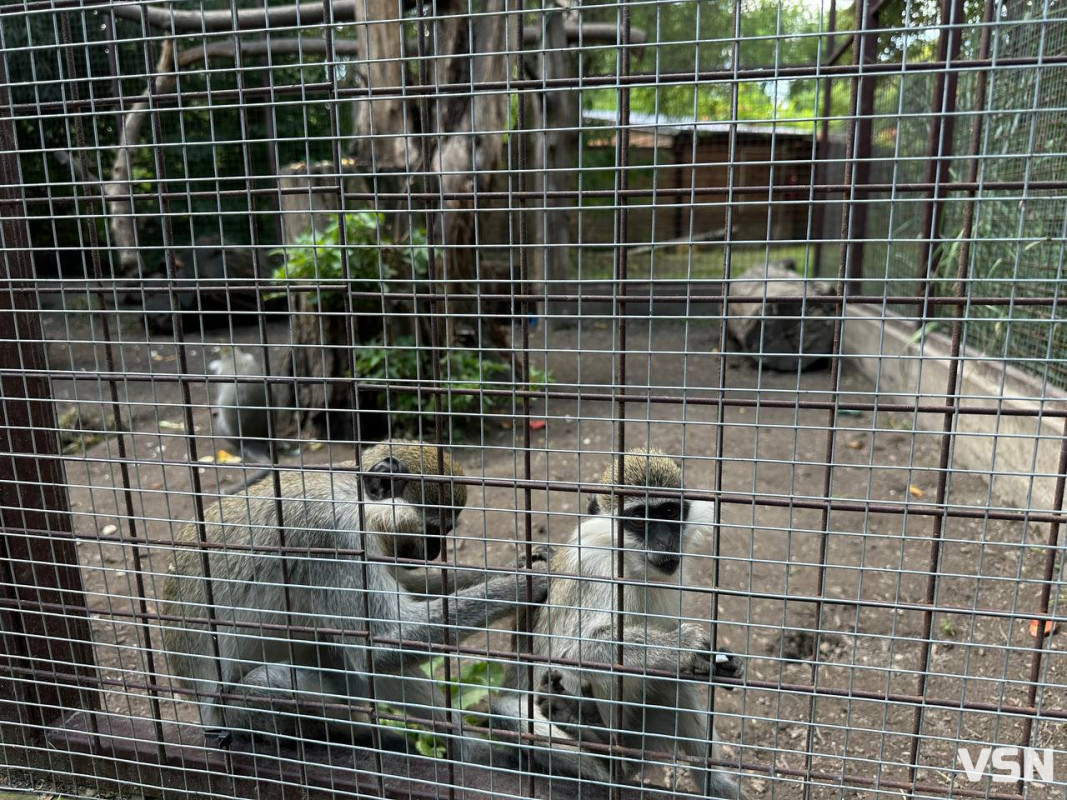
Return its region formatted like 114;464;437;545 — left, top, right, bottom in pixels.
579;0;831;122
377;658;508;757
8;1;359;261
355;335;552;435
270;213;429;310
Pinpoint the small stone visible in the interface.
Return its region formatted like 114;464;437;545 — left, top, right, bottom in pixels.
101;524;118;536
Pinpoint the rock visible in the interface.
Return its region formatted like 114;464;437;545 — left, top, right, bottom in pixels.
725;260;836;371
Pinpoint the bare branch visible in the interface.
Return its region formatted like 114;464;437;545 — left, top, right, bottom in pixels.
101;38;358;275
104;40;177;275
174;38;359;69
109;4;646;45
109;2;356;33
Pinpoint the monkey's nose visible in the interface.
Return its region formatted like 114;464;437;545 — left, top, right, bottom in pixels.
648;552;681;574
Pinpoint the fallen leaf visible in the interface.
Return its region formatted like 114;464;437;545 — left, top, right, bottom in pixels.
1030;619;1057;638
529;419;547;431
908;485;925;498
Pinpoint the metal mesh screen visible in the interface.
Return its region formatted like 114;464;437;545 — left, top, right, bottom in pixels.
1;1;1065;799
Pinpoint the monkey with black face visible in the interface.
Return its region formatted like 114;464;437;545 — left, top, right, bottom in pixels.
161;440;550;749
475;450;744;797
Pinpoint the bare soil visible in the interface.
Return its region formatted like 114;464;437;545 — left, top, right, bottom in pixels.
39;308;1066;799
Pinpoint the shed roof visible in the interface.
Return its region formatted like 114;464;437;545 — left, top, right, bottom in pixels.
582;109;819;140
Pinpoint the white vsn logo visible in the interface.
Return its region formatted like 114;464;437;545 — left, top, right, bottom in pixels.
957;747;1055;784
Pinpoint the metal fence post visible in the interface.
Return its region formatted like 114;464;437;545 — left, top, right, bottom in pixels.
0;68;98;740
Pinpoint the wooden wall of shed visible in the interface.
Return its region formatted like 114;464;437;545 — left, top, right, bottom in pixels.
472;131;838;277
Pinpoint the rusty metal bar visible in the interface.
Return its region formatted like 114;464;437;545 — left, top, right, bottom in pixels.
9;177;1067;209
7;590;1066;670
11;52;1067;117
610;1;633;793
914;0;968;316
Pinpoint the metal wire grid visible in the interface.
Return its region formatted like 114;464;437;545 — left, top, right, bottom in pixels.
0;0;1065;799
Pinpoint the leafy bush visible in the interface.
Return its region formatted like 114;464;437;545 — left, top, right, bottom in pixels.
270;212;429;310
277;212;553;435
355;334;552;435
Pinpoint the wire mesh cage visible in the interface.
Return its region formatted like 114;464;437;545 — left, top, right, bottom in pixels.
0;0;1065;798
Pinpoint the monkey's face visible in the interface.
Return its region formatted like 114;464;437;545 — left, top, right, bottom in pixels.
363;454;460;563
622;498;691;575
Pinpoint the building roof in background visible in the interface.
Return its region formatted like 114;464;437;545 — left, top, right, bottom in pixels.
582;109;818;139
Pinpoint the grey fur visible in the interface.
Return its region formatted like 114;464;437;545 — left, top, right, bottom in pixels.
161;440;549;749
469;450;745;798
208;345;291;462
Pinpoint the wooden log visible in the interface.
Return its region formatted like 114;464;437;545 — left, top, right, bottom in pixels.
725;261;836;371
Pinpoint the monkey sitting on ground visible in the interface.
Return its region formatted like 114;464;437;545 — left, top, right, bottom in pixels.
207;345;294;493
161;440;550;750
470;449;745;798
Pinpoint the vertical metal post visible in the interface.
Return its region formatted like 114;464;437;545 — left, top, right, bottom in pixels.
0;75;98;735
610;2;632;795
845;0;878;294
671;136;686;241
914;0;967;316
812;0;836;276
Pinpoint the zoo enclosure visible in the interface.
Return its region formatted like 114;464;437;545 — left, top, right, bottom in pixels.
1;0;1066;798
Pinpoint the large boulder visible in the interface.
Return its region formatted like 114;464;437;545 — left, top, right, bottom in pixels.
725;260;836;371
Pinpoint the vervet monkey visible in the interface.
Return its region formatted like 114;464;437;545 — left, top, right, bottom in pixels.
161;440;550;749
207;346;293;493
473;450;744;798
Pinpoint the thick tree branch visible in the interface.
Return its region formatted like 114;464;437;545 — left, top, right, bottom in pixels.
104;39;176;275
109;4;645;45
78;38;358;275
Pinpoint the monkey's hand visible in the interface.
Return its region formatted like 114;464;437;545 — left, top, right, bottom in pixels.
524;543;555;570
714;651;745;688
525;570;551;604
678;625;744;683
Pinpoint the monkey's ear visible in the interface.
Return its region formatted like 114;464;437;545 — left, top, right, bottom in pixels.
364;456;407;501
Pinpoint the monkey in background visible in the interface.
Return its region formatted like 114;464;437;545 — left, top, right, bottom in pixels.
471;449;745;798
208;345;292;459
207;345;294;492
161;439;550;750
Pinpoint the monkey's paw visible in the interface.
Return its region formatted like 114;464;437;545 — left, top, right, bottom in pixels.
519;544;555;570
714;651;744;686
527;571;552;604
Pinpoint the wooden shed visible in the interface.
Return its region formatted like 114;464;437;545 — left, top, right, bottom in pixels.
578;109;839;246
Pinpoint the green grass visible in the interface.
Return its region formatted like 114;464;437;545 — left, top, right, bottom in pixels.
572;243;819;280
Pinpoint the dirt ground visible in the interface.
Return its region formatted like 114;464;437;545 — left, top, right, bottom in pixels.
37;306;1067;799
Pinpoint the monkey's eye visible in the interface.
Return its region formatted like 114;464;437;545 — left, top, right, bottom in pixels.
662;504;680;520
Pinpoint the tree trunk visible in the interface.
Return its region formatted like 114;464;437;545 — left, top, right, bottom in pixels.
350;0;412;174
531;10;579;322
419;0;511;342
280;161;358;439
